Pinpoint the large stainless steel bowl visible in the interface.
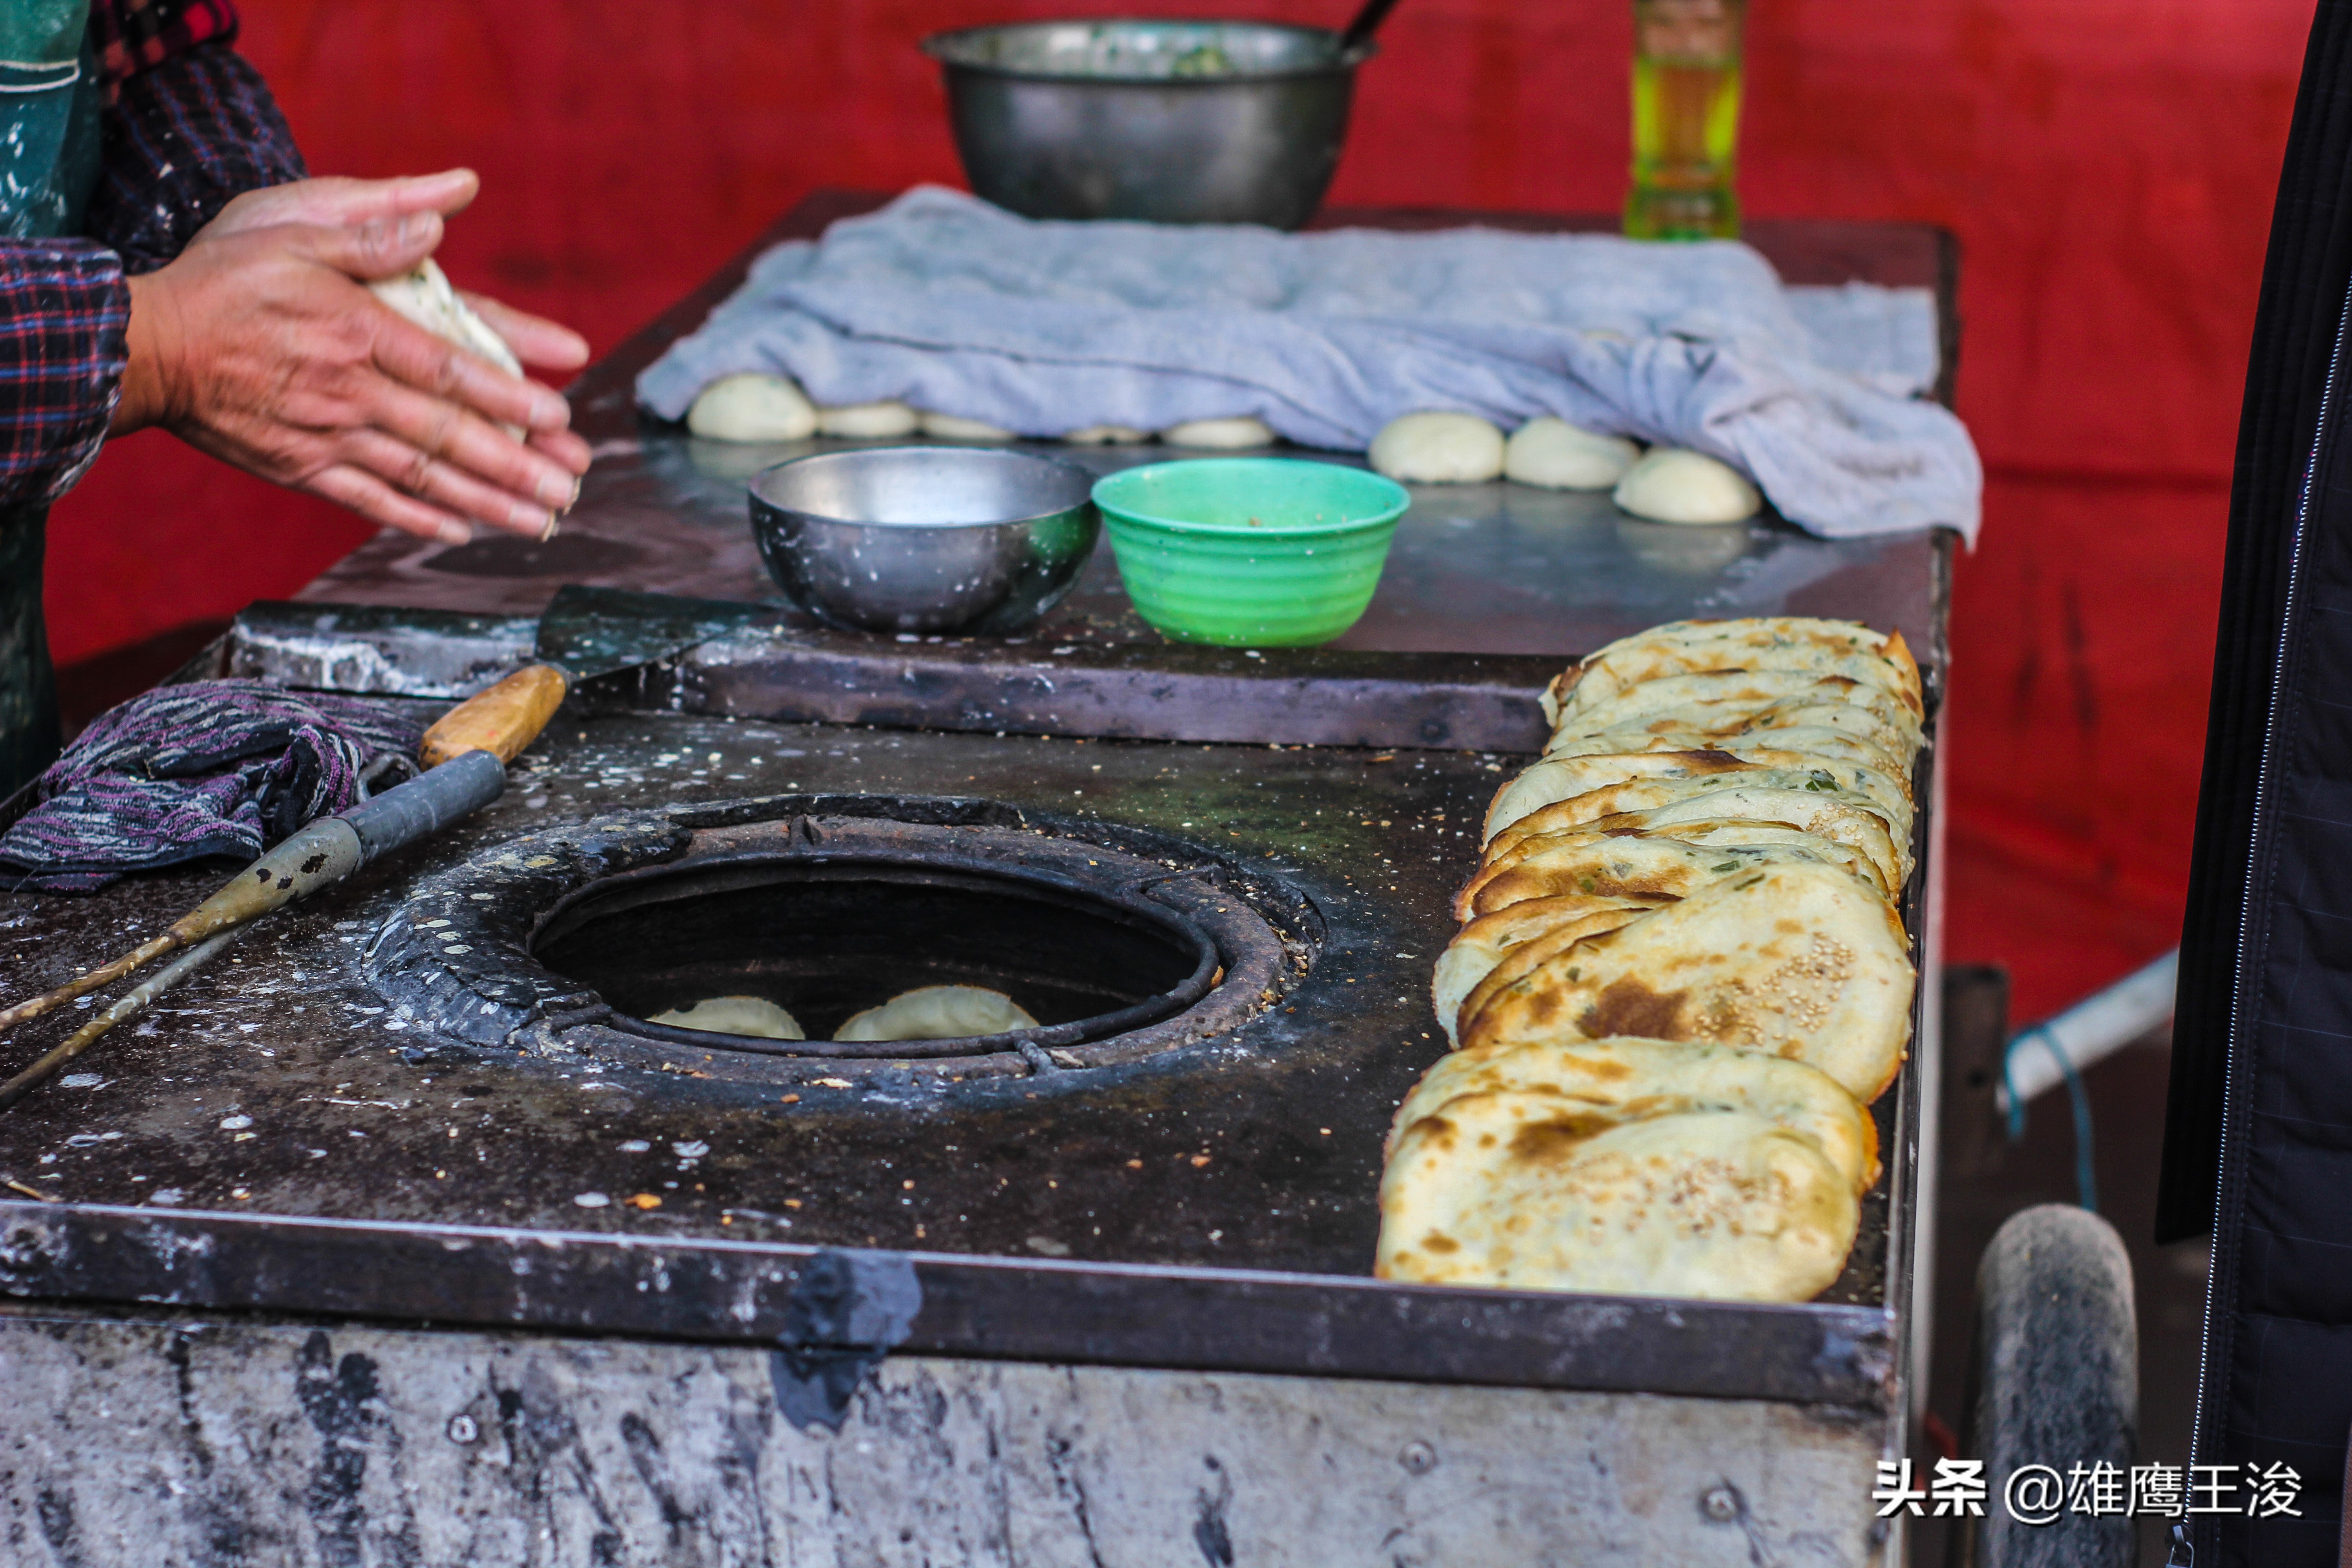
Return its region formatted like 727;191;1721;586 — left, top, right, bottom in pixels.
749;447;1101;636
921;20;1371;230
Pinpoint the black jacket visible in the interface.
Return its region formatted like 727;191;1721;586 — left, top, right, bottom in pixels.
2162;0;2352;1559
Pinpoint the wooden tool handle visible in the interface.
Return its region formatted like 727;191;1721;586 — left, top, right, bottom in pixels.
420;662;569;767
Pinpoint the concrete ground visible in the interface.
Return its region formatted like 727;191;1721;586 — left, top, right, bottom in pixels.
1914;965;2205;1568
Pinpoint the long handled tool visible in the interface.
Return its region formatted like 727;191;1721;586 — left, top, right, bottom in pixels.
0;586;766;1109
0;750;505;1036
0;749;506;1108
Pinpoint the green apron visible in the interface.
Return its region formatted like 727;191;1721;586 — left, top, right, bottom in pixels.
0;0;104;798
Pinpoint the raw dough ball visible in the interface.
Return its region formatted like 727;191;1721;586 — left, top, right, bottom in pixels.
1369;412;1506;484
816;400;921;438
1063;425;1152;445
1613;448;1764;525
1164;416;1275;449
650;995;804;1039
834;985;1040;1042
687;373;818;442
1504;418;1640;490
920;411;1017;441
370;259;522;378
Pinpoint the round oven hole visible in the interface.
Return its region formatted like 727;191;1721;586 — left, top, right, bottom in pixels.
531;856;1220;1060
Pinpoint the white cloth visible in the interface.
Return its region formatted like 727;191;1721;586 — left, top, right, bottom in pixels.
637;187;1980;543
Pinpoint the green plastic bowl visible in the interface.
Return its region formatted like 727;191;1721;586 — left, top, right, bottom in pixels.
1092;458;1410;646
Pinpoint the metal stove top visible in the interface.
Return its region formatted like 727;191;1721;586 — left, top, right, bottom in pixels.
0;714;1475;1260
0;706;1910;1408
0;196;1952;1417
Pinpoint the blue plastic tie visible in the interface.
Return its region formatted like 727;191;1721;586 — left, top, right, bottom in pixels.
2001;1024;2099;1213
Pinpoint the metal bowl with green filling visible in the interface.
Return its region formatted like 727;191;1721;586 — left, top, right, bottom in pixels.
921;20;1372;230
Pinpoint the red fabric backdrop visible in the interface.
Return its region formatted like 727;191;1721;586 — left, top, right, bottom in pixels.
44;0;2312;1020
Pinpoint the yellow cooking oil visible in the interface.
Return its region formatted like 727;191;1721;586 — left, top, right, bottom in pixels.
1624;0;1745;241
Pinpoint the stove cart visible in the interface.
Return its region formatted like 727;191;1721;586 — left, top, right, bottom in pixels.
0;201;1961;1567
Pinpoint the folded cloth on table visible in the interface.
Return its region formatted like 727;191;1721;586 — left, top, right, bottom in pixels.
636;186;1981;543
0;681;420;894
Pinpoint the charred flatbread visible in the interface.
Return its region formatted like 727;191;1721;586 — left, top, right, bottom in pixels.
1376;1098;1859;1300
1431;896;1663;1045
1389;1034;1880;1194
1457;860;1916;1102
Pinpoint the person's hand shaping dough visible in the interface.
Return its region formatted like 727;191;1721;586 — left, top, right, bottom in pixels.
112;169;592;544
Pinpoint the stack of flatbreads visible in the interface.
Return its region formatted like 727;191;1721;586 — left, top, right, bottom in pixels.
1376;617;1926;1303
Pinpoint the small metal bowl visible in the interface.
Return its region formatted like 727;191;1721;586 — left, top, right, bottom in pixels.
921;20;1370;230
748;446;1101;635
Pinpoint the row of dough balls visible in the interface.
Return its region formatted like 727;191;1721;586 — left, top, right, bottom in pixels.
685;375;1761;525
1370;411;1761;525
687;372;1279;451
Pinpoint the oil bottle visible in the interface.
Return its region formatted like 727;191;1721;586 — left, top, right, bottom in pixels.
1624;0;1746;240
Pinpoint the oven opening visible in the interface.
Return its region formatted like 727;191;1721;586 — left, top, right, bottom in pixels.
530;856;1220;1059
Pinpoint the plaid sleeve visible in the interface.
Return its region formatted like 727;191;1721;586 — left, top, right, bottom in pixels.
88;0;240;91
83;40;307;274
0;242;130;510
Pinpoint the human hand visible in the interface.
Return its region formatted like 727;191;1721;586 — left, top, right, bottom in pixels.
114;171;592;544
195;170;593;378
196;167;484;239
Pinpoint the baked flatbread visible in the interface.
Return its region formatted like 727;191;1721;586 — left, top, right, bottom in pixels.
1456;823;1890;919
1567;696;1924;769
1554;669;1918;745
1635;790;1910;889
1377;1097;1859;1300
1483;772;1911;886
1483;750;1761;838
1432;896;1665;1045
1544;726;1913;798
1390;1035;1880;1194
835;985;1039;1042
1485;786;1907;893
1544;618;1922;724
1487;753;1912;845
1457;861;1915;1102
649;995;804;1039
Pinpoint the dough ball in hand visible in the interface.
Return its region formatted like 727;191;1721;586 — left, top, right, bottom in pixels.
817;400;921;438
1164;416;1275;449
371;259;525;436
687;373;818;442
1612;448;1763;524
1063;425;1152;445
920;411;1017;441
371;259;522;377
1504;418;1640;490
1370;412;1506;484
649;995;805;1040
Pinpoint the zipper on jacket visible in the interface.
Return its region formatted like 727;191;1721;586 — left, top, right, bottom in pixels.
2171;268;2352;1568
